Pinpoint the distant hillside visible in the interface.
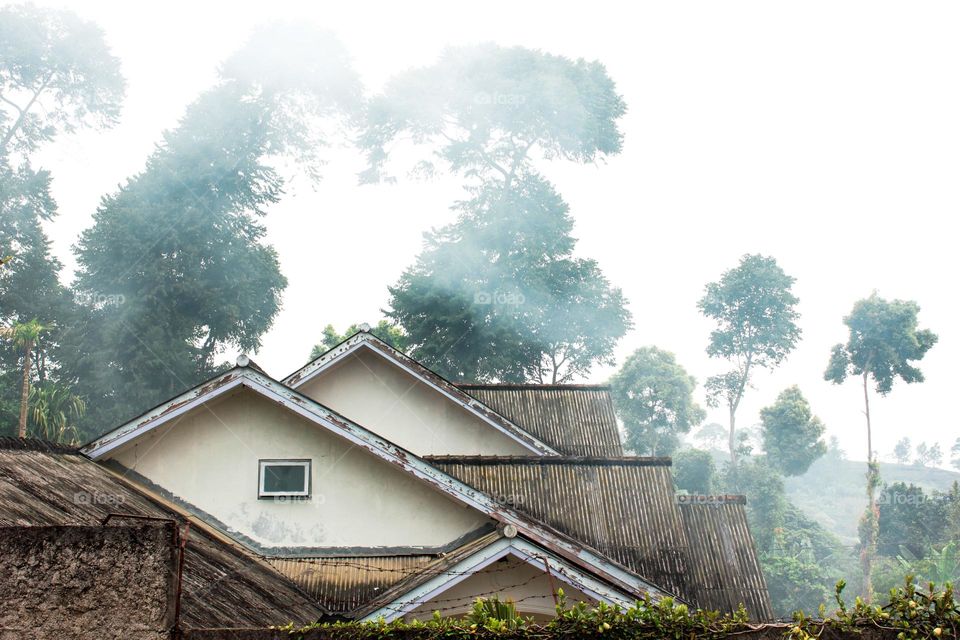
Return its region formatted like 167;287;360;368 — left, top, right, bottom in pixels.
702;448;960;544
785;456;960;543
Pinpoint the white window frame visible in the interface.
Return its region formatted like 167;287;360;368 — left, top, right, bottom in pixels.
258;459;311;498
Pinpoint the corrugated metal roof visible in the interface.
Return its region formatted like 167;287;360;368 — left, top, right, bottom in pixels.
456;385;624;457
427;457;773;620
267;555;436;615
426;457;689;600
678;498;774;620
0;443;326;629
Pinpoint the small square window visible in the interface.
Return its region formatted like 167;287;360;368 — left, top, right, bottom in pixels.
259;459;311;498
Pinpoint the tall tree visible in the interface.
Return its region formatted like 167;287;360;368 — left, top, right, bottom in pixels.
66;24;361;431
0;320;47;437
913;442;943;468
610;346;705;456
389;176;631;382
951;438;960;471
825;292;937;602
0;5;125;435
365;45;630;383
892;437;912;465
699;254;801;471
759;386;827;477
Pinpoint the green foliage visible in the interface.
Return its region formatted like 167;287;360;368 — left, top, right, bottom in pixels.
915;442;944;468
274;582;960;639
0;5;121;436
360;44;625;186
693;422;727;451
699;254;801;467
609;347;705;456
387;176;631;383
466;597;526;632
0;4;125;154
27;382;85;444
310;321;408;360
369;45;630;384
761;555;833;617
729;457;787;552
824;293;938;396
699;254;801;370
759;386;827;477
672;448;717;494
62;24;361;433
894;438;912;465
951;439;960;472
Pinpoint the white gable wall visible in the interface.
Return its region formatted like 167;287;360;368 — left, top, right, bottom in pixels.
107;388;492;550
296;348;531;456
403;557;596;621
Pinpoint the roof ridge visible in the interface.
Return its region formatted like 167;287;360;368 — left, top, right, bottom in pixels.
456;383;612;390
423;455;672;467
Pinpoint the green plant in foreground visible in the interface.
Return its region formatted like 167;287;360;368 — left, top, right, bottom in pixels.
272;579;958;639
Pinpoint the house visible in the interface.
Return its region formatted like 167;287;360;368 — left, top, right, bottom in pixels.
5;330;773;629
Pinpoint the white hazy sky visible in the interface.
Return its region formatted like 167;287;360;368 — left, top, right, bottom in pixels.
15;0;960;467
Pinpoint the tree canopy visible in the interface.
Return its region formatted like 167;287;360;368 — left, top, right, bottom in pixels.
359;43;625;186
759;386;827;477
0;4;125;155
609;346;705;456
0;5;125;437
825;293;938;396
699;254;801;468
309;321;408;360
371;44;631;384
63;23;361;430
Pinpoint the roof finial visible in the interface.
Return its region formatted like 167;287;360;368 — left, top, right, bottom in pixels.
236;354;250;367
359;322;371;332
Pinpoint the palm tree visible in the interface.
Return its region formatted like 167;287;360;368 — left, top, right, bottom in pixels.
0;320;48;438
29;384;85;445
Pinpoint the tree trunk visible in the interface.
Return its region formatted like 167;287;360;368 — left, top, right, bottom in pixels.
728;402;738;470
18;340;33;438
861;370;877;603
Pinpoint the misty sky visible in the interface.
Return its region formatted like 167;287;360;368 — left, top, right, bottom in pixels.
19;0;959;467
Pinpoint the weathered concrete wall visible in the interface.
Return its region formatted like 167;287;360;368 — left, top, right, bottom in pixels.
0;524;176;640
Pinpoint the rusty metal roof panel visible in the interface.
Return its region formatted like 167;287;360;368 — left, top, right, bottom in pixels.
456;385;624;457
429;459;773;621
427;457;689;601
0;444;326;629
677;498;774;621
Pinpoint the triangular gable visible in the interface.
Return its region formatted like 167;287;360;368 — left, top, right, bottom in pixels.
81;364;661;602
358;535;638;621
282;332;558;456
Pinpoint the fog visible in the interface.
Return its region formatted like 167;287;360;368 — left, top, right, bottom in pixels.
22;0;960;465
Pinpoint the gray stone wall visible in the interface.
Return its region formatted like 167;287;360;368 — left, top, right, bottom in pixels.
0;524;177;640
